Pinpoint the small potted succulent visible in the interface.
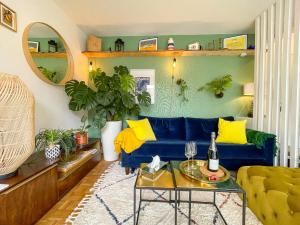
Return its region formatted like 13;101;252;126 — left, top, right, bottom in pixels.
75;114;91;145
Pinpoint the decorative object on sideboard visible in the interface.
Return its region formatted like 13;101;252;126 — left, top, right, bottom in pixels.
75;114;91;145
243;82;254;117
0;2;17;32
198;74;232;98
22;22;74;85
115;38;124;51
167;37;175;50
65;66;151;161
48;39;58;53
87;35;102;51
176;78;189;103
28;41;39;52
35;129;76;160
223;35;247;50
0;73;35;179
139;37;158;51
188;42;201;51
130;69;155;104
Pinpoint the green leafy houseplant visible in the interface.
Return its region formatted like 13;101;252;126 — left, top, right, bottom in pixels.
64;65;151;129
38;66;58;83
35;129;76;161
198;74;232;98
176;78;189;103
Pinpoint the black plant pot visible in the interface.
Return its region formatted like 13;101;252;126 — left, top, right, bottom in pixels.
215;92;224;98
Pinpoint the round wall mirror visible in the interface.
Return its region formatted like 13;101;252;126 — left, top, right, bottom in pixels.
22;22;73;85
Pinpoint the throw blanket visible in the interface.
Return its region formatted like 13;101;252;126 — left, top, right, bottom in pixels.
246;129;277;156
114;128;145;154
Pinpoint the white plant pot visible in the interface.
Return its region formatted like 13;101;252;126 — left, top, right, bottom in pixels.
101;121;122;161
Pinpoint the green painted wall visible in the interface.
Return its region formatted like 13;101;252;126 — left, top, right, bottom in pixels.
29;38;67;83
89;34;254;137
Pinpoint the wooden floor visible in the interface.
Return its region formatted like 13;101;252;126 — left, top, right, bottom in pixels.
36;160;113;225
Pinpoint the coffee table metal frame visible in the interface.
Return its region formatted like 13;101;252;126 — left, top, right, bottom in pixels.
133;164;177;225
133;161;246;225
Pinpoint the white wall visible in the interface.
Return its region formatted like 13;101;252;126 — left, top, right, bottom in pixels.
0;0;88;133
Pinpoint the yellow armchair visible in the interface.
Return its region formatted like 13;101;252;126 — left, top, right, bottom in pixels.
237;166;300;225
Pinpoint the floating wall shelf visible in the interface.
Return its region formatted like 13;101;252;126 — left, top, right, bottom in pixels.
31;52;67;58
82;49;255;58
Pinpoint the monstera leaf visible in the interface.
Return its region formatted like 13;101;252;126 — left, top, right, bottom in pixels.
120;73;135;92
137;91;151;106
65;80;96;111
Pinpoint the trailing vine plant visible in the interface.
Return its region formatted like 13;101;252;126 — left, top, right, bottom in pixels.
176;78;189;103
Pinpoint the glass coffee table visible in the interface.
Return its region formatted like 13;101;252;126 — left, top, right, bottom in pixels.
134;163;177;225
134;160;246;225
171;160;246;225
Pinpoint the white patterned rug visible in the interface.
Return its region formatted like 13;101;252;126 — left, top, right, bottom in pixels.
65;162;262;225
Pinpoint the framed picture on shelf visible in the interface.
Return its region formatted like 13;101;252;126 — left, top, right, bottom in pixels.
28;41;39;53
138;38;158;51
130;69;155;104
0;2;17;32
223;35;247;50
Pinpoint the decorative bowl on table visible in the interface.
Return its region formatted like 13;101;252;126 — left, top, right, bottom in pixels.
178;160;231;184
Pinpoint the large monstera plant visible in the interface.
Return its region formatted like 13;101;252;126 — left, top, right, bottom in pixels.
65;65;151;129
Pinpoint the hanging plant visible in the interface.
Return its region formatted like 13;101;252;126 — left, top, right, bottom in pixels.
176;78;189;103
198;74;232;98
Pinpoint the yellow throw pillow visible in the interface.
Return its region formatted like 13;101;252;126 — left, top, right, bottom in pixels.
216;118;247;144
127;119;156;141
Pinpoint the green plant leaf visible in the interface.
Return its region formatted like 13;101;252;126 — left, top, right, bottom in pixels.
121;92;135;109
137;91;151;106
120;73;135;92
96;91;114;106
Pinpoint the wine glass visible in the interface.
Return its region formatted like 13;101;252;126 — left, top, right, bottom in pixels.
189;142;197;170
185;142;192;173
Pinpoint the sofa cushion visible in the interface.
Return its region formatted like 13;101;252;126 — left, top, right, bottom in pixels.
138;116;185;140
185;116;234;141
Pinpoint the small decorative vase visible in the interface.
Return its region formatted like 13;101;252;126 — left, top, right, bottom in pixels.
45;144;61;159
75;132;88;145
167;38;175;50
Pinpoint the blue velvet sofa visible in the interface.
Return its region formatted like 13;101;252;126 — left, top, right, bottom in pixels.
121;116;276;171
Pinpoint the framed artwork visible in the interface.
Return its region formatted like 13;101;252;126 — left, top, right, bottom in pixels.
130;69;155;104
139;38;158;51
28;41;39;53
0;2;17;32
223;35;247;50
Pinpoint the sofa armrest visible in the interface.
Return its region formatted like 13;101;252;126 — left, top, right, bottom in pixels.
246;129;277;166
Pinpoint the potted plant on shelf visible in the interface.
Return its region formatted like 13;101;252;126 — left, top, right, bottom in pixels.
59;129;77;162
64;65;151;161
198;74;232;98
35;129;76;161
75;114;91;145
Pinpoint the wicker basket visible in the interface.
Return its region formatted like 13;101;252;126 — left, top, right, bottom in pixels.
0;73;35;178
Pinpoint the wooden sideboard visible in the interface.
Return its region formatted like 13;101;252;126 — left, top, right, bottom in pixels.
0;139;102;225
0;152;59;225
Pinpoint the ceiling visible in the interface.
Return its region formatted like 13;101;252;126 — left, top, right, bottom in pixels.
54;0;275;36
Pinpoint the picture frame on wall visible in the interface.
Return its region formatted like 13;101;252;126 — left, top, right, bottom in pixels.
0;2;17;32
138;38;158;52
223;35;247;50
28;41;39;53
130;69;155;104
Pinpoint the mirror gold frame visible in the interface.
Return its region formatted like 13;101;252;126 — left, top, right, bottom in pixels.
22;22;74;86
